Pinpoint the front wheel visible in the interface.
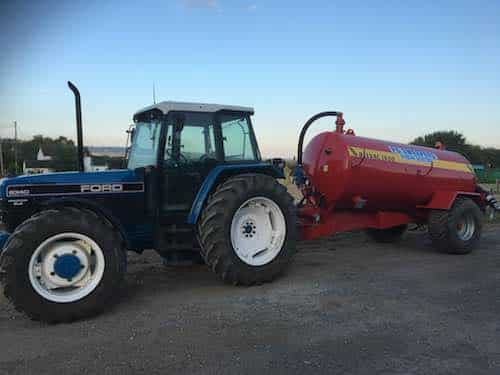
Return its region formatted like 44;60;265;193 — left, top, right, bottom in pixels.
198;174;297;285
428;197;483;254
0;208;126;323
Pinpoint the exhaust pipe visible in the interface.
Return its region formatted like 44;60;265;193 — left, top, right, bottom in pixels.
294;111;344;187
67;81;85;172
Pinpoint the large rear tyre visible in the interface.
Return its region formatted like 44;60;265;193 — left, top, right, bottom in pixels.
366;225;407;243
197;174;297;285
428;197;483;254
0;208;126;323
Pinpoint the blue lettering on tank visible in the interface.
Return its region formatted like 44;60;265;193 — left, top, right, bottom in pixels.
389;146;437;163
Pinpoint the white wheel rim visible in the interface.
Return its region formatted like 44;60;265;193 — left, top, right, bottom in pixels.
456;215;475;241
28;232;105;303
230;196;286;266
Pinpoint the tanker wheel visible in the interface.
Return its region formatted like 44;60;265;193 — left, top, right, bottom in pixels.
0;207;126;323
366;225;408;243
428;197;483;254
197;173;297;286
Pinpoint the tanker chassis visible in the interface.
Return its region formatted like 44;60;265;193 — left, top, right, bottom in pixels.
0;84;497;323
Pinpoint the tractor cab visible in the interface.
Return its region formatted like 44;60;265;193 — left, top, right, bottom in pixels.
127;102;261;216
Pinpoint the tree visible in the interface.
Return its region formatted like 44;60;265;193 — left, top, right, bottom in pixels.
411;130;500;166
411;130;467;152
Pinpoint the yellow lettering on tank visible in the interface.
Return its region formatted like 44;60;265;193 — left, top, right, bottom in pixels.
348;146;473;173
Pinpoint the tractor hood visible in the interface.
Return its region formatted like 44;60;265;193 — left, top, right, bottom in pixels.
0;170;142;199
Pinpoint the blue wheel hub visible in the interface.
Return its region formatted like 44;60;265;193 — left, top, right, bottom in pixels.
53;254;82;280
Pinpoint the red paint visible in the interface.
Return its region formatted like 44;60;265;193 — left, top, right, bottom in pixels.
300;208;412;241
298;131;479;241
416;191;480;210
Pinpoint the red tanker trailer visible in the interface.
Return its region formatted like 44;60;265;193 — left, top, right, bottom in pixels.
294;112;495;254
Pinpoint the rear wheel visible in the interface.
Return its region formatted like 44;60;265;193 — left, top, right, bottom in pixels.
366;225;407;243
428;197;483;254
0;208;126;323
197;174;297;285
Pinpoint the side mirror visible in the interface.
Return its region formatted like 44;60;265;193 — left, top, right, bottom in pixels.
129;127;136;143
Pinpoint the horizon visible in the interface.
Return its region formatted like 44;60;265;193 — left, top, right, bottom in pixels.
1;0;499;158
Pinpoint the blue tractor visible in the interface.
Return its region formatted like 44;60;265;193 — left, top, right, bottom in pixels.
0;82;297;322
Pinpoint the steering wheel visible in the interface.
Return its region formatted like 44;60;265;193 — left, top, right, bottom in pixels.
178;152;189;163
165;149;189;164
199;154;217;162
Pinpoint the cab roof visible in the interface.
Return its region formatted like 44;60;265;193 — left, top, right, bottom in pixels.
134;101;254;119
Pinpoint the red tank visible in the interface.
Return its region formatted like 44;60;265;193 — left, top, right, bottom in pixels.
296;111;486;250
302;131;476;212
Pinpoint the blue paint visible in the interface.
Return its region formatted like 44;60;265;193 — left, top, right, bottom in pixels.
0;232;10;252
0;169;141;197
0;169;151;251
0;163;282;251
53;254;82;279
187;163;283;224
292;165;306;187
388;146;438;163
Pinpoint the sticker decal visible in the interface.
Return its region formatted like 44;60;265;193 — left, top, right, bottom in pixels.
348;146;473;173
388;146;437;163
6;182;144;197
80;184;123;193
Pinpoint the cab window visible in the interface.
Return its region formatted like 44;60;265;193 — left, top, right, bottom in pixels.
127;121;162;170
164;112;216;163
220;114;257;161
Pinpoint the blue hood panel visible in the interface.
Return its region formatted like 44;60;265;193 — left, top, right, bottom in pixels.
0;170;141;198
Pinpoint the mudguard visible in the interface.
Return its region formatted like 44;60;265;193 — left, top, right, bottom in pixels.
417;191;481;210
187;163;284;224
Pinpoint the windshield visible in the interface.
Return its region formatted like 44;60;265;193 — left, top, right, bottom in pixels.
127;121;162;170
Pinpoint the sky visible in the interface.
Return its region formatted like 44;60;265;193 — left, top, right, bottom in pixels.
0;0;499;158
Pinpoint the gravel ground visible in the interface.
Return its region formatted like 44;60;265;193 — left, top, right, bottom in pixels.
1;225;499;375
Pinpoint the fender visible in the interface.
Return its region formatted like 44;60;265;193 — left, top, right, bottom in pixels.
417;191;481;210
187;163;284;224
39;197;132;249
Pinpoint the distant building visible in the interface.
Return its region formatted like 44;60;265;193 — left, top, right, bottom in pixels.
84;155;109;172
23;160;55;174
84;150;109;172
23;147;56;174
37;147;52;161
23;146;115;175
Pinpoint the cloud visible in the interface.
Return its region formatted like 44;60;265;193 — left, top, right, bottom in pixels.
247;4;257;11
182;0;218;9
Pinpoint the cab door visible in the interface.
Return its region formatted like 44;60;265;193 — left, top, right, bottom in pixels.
160;111;221;222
